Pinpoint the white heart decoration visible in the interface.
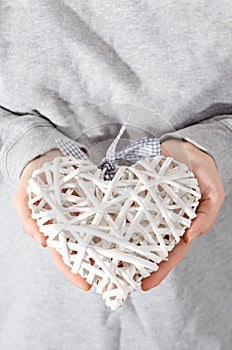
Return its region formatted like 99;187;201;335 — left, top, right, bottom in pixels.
27;155;201;310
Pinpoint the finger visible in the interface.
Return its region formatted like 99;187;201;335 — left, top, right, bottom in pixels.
160;143;171;157
141;238;190;291
13;191;48;247
48;247;92;291
183;194;223;244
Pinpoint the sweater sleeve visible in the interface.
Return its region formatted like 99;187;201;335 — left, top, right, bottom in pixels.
159;115;232;197
0;107;88;188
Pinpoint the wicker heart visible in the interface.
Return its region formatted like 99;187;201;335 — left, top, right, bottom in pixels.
27;156;201;310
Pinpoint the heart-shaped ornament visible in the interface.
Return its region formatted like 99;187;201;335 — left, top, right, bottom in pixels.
27;155;201;310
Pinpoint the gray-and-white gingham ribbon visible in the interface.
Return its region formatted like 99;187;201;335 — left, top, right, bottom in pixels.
55;121;161;180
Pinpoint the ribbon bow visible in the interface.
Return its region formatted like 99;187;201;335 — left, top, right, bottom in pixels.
55;120;161;180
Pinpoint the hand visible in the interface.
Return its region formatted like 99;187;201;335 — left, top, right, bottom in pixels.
12;149;92;291
141;138;225;291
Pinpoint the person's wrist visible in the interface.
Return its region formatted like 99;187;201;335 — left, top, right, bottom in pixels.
160;139;187;157
160;139;199;169
21;148;63;179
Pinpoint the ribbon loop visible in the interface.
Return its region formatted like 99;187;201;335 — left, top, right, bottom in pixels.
55;139;88;160
56;119;161;181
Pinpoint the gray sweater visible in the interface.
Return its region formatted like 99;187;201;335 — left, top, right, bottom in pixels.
0;1;232;194
0;1;232;349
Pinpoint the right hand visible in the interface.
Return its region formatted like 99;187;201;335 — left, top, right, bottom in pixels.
12;148;92;291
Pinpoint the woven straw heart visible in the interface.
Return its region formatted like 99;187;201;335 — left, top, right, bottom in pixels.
27;156;201;310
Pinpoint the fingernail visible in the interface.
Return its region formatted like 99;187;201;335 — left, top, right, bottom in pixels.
35;236;46;247
141;284;149;292
40;241;47;248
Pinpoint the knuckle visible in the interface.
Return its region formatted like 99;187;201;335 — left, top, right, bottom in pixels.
201;221;214;235
200;223;209;234
171;247;184;263
211;189;225;207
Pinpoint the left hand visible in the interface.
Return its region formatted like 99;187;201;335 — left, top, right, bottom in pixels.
141;139;225;291
13;149;92;292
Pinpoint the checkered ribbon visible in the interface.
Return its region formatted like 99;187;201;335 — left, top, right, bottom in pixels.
55;122;161;180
